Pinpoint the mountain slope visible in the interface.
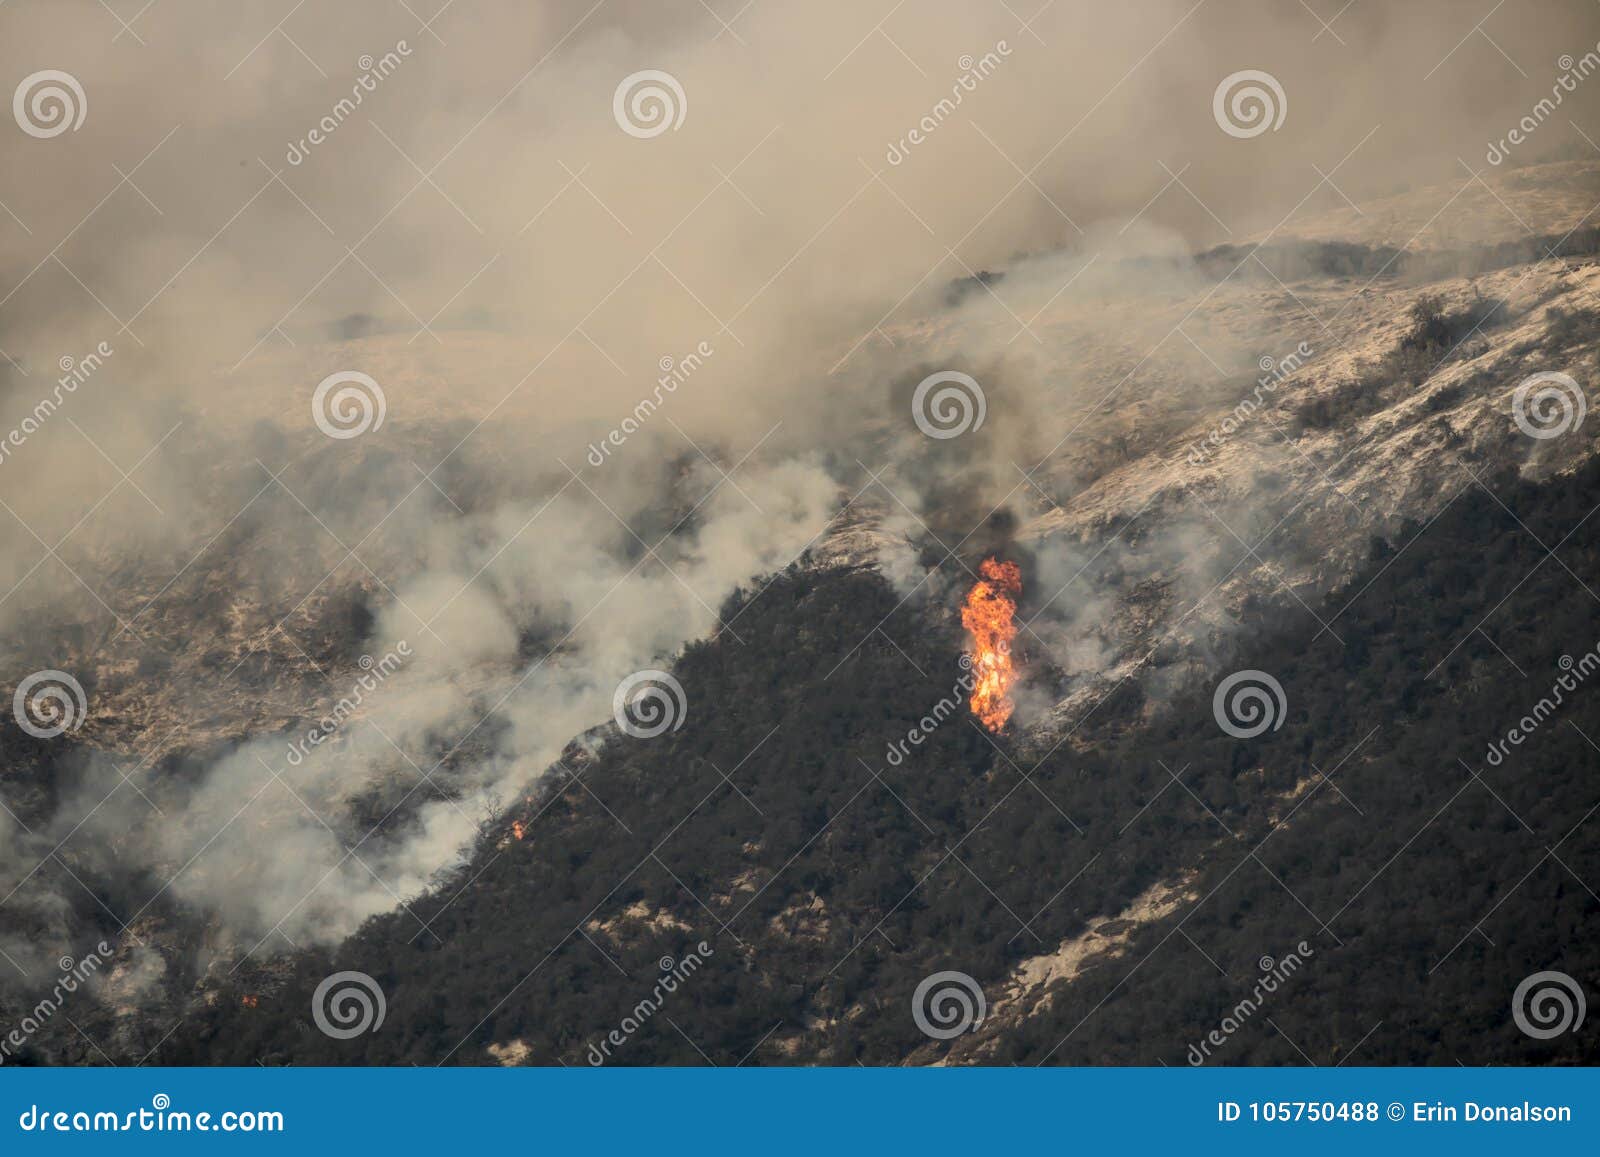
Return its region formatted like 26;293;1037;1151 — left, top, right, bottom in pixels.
5;161;1600;1068
151;453;1600;1066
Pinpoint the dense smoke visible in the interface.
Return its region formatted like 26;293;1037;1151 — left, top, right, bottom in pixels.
1;0;1597;966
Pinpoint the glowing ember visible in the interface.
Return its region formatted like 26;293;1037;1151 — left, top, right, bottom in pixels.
961;557;1021;732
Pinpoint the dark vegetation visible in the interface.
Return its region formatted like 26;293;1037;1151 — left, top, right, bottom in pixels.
1290;292;1510;432
1196;228;1600;287
1543;305;1600;352
944;270;1006;307
993;456;1600;1066
162;454;1600;1067
1387;291;1506;384
1196;240;1408;283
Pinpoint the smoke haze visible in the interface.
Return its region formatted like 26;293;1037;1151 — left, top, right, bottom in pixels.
2;0;1598;962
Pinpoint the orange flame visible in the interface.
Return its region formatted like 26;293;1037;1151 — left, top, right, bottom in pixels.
511;820;526;841
962;558;1021;732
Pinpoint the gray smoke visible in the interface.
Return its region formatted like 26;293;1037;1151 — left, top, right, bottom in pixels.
0;0;1596;967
